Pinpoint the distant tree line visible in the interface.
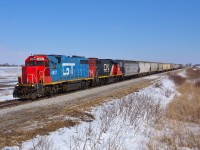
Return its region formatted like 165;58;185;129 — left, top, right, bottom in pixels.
194;64;200;66
0;63;20;67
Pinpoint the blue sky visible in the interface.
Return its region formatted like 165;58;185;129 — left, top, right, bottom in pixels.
0;0;199;65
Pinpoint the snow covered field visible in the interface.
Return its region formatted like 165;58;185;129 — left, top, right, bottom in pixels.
0;67;21;102
4;77;178;150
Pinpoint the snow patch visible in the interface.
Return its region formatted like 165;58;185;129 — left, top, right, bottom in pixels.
139;78;176;106
0;67;21;101
178;70;187;78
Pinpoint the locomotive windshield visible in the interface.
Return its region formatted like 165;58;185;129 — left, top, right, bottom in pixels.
37;61;44;66
25;61;45;66
25;61;36;66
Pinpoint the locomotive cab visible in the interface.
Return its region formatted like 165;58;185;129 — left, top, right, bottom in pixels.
14;55;53;99
20;55;52;84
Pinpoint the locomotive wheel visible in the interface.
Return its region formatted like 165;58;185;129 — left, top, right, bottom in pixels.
45;86;52;97
115;77;119;82
52;87;58;94
30;92;37;100
81;81;87;90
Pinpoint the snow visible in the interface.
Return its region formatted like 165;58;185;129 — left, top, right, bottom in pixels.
0;67;21;101
178;70;187;78
0;90;17;101
139;78;176;106
4;76;178;150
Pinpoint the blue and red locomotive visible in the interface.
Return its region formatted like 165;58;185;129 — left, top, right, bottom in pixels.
13;54;122;99
14;54;182;99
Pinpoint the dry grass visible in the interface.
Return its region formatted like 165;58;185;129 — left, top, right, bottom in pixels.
167;69;200;124
148;69;200;149
168;74;186;85
0;119;78;148
0;108;95;148
195;80;200;88
62;108;95;122
148;120;200;150
186;68;200;79
166;82;200;124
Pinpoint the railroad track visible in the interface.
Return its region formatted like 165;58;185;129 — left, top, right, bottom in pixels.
0;92;76;109
0;100;28;109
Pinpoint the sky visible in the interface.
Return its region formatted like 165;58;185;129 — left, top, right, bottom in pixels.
0;0;199;65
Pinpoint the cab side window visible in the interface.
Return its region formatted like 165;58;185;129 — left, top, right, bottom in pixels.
45;61;49;67
25;62;29;66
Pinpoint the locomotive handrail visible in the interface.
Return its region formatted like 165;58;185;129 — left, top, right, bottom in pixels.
39;71;44;83
42;67;50;83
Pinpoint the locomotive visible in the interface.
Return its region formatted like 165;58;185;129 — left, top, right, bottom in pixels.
13;55;122;99
13;54;181;99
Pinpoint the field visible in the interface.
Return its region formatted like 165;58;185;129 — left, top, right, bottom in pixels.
148;68;200;149
1;68;200;150
0;67;21;102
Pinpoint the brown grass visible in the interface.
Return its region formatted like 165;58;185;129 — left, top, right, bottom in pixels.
0;119;78;148
148;69;200;149
168;74;186;85
166;82;200;124
157;128;200;149
62;108;95;122
195;80;200;88
148;117;200;149
186;68;200;79
0;108;95;148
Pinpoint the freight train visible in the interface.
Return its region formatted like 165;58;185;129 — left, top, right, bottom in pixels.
13;54;182;99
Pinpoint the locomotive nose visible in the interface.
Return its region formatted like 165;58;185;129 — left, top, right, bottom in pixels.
22;66;38;84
